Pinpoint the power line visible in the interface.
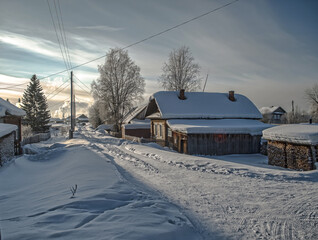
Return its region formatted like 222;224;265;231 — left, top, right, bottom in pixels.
73;74;91;91
0;82;28;90
45;80;69;98
47;0;70;75
38;0;239;81
54;0;73;69
73;81;91;96
47;83;69;100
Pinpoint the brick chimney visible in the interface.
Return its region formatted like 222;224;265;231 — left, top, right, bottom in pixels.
179;89;186;100
229;90;235;101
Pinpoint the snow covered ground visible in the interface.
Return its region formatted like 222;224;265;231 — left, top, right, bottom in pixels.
0;135;200;239
1;126;318;239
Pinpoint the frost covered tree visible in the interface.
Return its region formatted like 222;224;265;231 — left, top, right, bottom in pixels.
21;74;50;133
159;46;201;91
305;83;318;122
88;101;104;128
91;48;145;130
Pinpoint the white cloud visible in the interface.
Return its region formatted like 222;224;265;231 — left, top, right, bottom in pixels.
0;30;60;58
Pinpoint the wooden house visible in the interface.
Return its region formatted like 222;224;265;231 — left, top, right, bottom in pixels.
263;124;317;171
121;104;150;140
0;98;26;153
145;90;271;155
76;114;89;123
259;106;286;124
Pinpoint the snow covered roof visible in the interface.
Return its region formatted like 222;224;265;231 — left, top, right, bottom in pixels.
167;119;272;135
122;104;148;124
0;123;17;138
263;124;318;145
0;97;26;117
76;114;88;119
123;119;150;129
259;106;286;115
148;91;262;119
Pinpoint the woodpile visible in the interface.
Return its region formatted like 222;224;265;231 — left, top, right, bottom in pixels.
267;140;316;171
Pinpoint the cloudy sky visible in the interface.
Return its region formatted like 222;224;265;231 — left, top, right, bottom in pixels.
0;0;317;116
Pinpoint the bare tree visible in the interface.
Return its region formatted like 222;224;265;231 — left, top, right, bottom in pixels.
91;48;145;131
159;46;201;91
305;83;318;121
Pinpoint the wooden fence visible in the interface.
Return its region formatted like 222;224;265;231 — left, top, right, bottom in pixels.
21;132;51;146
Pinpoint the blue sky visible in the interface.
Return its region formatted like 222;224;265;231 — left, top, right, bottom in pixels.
0;0;317;115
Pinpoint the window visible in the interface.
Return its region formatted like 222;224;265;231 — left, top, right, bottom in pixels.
159;124;162;137
154;124;157;137
168;128;172;137
273;114;280;120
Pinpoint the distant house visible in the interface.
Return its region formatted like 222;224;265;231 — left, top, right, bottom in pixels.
145;90;271;155
263;124;318;171
121;104;150;140
259;106;286;124
0;123;18;165
50;117;64;124
76;114;89;123
0;97;26;153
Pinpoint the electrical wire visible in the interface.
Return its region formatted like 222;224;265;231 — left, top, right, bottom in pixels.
73;74;91;91
38;0;239;81
54;0;73;69
45;80;69;98
47;83;69;100
47;0;70;74
74;81;91;96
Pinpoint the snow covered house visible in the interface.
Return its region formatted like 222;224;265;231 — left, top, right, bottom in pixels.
145;90;271;155
0;123;18;165
263;124;318;171
259;106;286;124
0;97;26;153
76;114;89;123
121;104;150;140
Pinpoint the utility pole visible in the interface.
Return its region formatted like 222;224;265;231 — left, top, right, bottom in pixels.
69;71;74;139
203;74;208;92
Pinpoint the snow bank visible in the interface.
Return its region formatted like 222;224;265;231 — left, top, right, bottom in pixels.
151;91;262;119
263;124;318;145
96;124;113;131
0;138;201;239
167;119;271;135
0;123;17;138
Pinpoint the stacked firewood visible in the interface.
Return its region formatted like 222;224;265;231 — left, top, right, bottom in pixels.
267;140;316;171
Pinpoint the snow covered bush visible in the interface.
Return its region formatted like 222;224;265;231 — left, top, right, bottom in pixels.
22;125;33;139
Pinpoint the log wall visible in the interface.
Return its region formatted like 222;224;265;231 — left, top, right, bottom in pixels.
187;134;261;155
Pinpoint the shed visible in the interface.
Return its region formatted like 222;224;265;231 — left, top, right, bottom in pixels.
0;97;26;153
145;90;271;155
121;104;150;140
0;123;18;165
263;124;318;171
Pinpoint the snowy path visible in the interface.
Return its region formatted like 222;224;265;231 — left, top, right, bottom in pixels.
0;136;201;239
80;127;318;240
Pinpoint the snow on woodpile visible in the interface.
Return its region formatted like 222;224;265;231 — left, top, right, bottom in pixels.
0;97;26;117
167;119;271;135
151;91;262;119
0;123;17;138
263;124;318;145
